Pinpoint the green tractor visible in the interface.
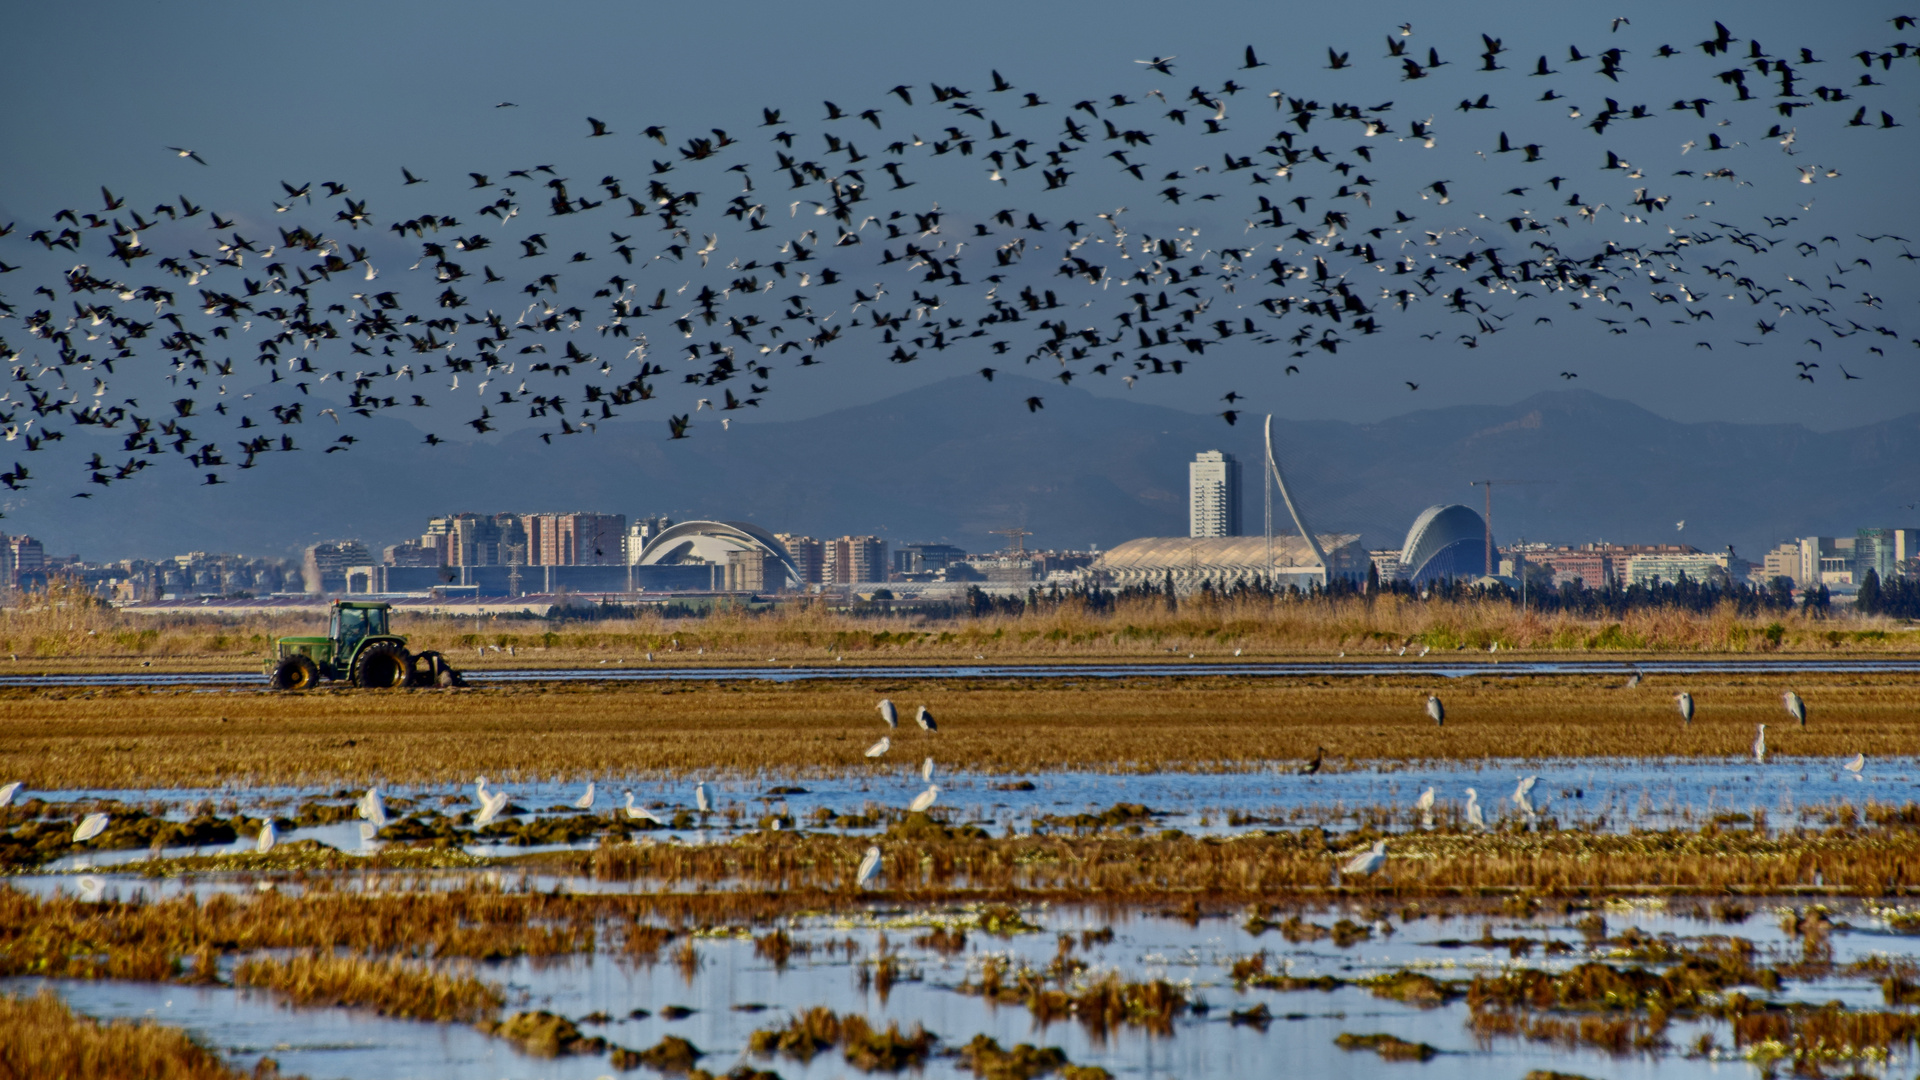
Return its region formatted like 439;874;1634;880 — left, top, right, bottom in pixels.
265;600;465;690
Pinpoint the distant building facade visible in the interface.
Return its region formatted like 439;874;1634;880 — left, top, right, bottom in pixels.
303;540;370;594
825;536;888;584
1188;451;1242;538
525;512;627;566
894;544;967;576
775;534;826;584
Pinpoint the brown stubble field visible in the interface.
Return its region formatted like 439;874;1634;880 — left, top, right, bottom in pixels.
1;671;1916;788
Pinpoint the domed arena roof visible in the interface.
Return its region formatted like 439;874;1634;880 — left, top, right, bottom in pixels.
1398;504;1491;585
636;520;802;585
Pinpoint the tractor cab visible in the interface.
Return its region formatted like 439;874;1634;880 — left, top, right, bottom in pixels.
331;603;388;658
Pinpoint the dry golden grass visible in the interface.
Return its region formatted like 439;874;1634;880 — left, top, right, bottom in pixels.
1;586;1912;674
232;952;501;1023
0;670;1915;787
0;988;287;1079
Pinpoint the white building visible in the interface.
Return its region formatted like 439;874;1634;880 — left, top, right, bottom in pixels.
1188;451;1241;538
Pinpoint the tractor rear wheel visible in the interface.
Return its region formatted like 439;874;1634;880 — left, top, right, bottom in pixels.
269;655;320;690
351;644;413;688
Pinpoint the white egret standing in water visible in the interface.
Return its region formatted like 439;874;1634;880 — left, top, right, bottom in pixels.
1844;753;1865;780
257;819;277;854
358;787;388;830
1511;776;1537;815
857;845;882;886
1415;787;1436;829
1784;691;1807;727
865;736;891;758
877;700;898;729
1342;839;1387;877
1426;695;1444;726
574;782;596;810
921;757;935;783
1754;724;1768;765
623;791;663;824
909;785;939;813
1676;692;1694;726
1463;789;1483;829
695;781;710;814
474;786;511;827
73;812;109;843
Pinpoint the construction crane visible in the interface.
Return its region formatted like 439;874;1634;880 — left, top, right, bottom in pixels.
1467;480;1550;576
990;527;1031;556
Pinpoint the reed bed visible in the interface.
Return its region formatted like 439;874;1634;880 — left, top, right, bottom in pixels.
232;952;502;1023
0;988;288;1079
4;588;1914;672
3;670;1917;787
746;1006;936;1071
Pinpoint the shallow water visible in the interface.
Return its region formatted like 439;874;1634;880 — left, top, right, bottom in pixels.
16;899;1920;1079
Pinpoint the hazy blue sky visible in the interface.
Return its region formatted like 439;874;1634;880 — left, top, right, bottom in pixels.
1;0;1914;450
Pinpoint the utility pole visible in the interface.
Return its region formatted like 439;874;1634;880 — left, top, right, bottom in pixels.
1468;480;1552;577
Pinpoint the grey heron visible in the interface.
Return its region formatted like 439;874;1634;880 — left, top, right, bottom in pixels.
877;700;898;729
1426;695;1444;726
1676;692;1694;725
1784;691;1806;727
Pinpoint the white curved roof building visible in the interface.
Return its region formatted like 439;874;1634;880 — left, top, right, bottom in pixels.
1397;504;1491;585
1091;534;1369;592
636;520;802;587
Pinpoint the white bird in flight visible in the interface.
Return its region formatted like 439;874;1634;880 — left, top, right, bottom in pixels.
1511;776;1537;812
1675;692;1694;725
1341;839;1387;877
857;844;882;886
915;705;937;732
474;785;511;827
1426;694;1445;726
877;699;898;729
574;782;596;810
909;785;940;813
1844;752;1865;780
74;812;109;844
865;736;891;758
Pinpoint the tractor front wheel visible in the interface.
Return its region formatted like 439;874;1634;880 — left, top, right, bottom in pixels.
269;655;320;690
351;644;413;689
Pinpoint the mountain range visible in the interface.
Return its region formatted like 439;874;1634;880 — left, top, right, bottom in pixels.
15;375;1916;562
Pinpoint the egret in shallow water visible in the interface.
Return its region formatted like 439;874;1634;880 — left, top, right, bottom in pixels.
0;781;19;808
857;845;882;886
1784;691;1807;727
1844;753;1866;780
695;781;710;814
877;699;898;729
909;785;939;813
74;812;109;844
915;705;937;732
1341;839;1387;877
1415;787;1436;829
921;757;935;783
1463;789;1483;829
574;782;596;810
358;787;388;830
1675;692;1694;725
865;736;891;758
1426;695;1445;726
1511;776;1538;814
623;791;663;824
76;875;105;903
1754;724;1768;765
257;819;277;854
474;786;511;828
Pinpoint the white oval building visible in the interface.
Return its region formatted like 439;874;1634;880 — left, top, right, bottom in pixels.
636;521;802;589
1397;504;1492;585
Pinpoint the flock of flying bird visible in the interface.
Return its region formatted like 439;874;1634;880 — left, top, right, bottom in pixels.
0;16;1914;497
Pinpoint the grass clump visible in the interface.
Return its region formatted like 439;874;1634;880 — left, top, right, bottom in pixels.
748;1007;933;1072
0;988;289;1079
1334;1032;1438;1061
233;952;503;1023
480;1010;607;1057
